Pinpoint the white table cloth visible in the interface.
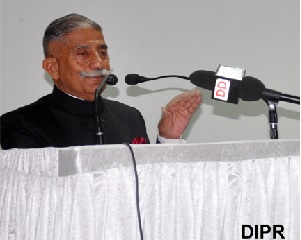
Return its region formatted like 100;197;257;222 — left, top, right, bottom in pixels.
0;140;299;240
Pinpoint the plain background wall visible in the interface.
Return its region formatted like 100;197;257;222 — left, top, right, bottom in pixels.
1;0;299;144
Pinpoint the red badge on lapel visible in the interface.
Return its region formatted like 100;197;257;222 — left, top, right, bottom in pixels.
132;137;146;144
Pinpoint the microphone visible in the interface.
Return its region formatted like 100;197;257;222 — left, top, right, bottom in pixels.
240;76;300;104
125;74;189;85
107;74;118;85
189;66;245;104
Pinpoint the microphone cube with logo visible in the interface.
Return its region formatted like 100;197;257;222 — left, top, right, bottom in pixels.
213;64;246;104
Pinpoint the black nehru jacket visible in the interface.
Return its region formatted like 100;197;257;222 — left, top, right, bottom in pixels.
0;86;150;149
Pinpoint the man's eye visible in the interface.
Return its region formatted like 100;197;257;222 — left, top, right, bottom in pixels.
99;51;107;57
77;51;87;56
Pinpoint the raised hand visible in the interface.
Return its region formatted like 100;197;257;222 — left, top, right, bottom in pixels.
158;89;202;139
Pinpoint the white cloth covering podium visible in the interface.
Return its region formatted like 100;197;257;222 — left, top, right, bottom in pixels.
0;139;299;240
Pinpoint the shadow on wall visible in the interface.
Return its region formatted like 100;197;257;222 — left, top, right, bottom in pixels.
125;85;299;139
44;73;54;87
125;85;300;121
102;86;120;98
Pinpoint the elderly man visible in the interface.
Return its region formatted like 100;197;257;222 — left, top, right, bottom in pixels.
0;13;201;149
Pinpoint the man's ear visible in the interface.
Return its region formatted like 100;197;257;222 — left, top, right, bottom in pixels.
42;58;59;80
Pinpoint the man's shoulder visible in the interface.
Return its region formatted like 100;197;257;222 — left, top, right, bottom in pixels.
1;95;49;119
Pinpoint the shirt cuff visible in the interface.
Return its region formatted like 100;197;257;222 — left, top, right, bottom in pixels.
157;135;187;144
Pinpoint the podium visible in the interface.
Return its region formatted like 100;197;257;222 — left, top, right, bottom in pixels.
0;140;299;240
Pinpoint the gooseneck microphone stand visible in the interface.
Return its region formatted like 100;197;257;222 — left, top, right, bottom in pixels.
95;75;109;144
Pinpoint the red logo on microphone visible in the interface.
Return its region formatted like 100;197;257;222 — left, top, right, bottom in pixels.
213;78;230;101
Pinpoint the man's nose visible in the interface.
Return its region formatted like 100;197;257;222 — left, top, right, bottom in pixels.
89;52;105;70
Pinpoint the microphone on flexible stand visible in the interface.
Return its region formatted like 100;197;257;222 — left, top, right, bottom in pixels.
125;67;300;105
95;73;118;144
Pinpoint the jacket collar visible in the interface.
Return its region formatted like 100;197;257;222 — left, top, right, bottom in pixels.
47;86;105;116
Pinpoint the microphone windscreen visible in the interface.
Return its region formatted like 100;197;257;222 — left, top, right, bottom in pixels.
107;74;118;85
189;70;216;90
240;76;265;101
125;74;140;85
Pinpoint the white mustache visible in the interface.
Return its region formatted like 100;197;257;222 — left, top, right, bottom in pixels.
80;69;111;78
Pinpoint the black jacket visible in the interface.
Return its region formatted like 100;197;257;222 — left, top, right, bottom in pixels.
0;87;150;149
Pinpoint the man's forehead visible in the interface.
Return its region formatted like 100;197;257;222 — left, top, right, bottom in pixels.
48;28;107;55
63;28;105;43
